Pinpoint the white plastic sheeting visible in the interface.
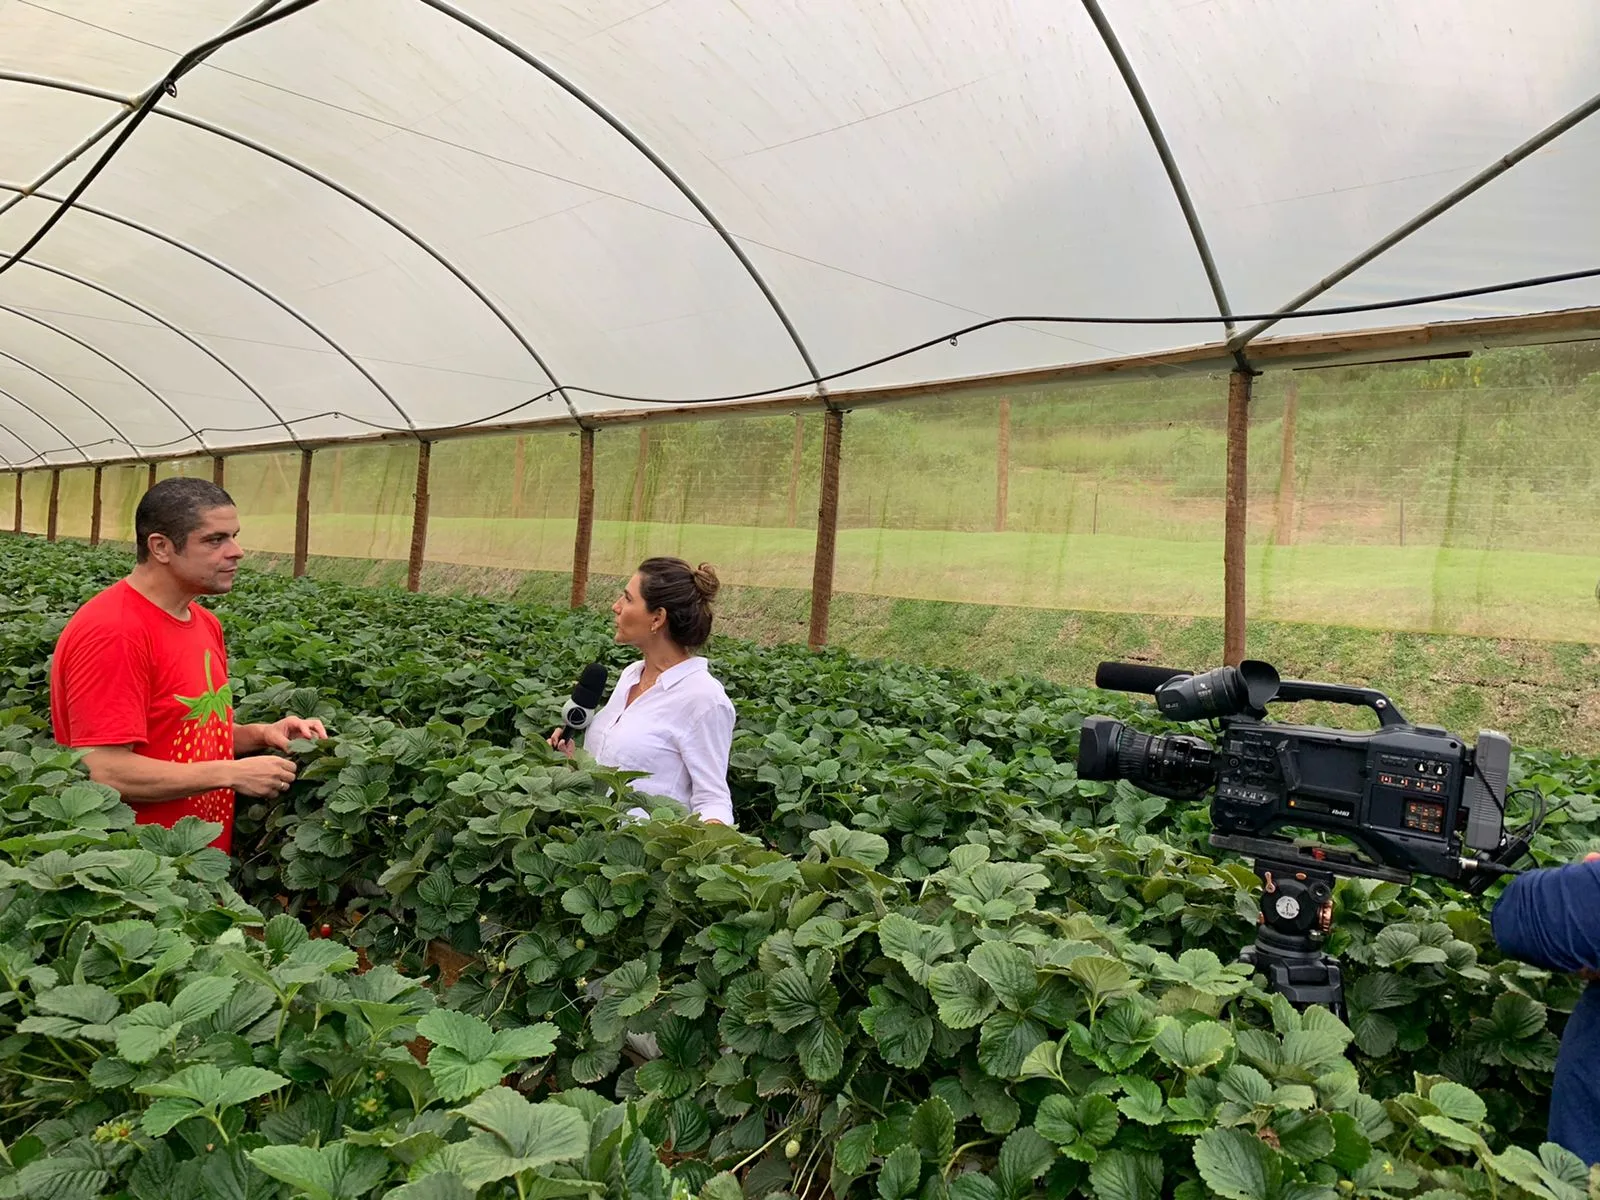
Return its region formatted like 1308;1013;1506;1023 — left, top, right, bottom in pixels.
0;0;1597;466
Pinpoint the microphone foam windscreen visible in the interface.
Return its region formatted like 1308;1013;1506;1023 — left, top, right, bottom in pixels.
572;662;609;708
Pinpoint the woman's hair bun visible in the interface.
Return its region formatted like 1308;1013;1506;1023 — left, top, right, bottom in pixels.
692;562;720;602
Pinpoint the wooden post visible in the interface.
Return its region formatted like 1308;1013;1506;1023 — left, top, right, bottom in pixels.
293;448;313;577
808;407;845;650
787;414;804;527
1272;377;1298;546
46;468;60;542
12;473;20;533
571;428;595;608
511;437;526;518
1224;370;1252;666
90;467;103;546
630;426;650;524
996;396;1011;532
146;462;157;491
212;455;225;488
408;440;431;593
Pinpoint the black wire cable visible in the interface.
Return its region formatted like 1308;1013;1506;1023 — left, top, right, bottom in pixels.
0;0;325;283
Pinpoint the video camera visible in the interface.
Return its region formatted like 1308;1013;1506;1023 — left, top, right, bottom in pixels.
1079;659;1523;886
1079;660;1533;1014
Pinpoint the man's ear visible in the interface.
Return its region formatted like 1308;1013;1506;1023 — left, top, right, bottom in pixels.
145;533;174;564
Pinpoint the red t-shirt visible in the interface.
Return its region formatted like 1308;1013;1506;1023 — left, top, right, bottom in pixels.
50;580;236;852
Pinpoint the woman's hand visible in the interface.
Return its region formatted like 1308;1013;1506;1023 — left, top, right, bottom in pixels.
547;727;575;759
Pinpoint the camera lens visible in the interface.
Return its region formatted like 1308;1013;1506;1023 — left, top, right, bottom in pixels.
1077;716;1216;800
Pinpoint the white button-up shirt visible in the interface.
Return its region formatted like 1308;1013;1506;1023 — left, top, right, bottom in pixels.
583;656;736;826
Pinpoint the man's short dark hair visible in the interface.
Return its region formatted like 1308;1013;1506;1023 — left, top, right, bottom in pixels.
135;478;235;563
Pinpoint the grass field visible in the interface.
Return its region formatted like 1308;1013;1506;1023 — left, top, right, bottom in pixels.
252;550;1600;755
237;512;1600;643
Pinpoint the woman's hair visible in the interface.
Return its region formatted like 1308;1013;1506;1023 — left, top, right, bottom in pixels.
637;557;720;649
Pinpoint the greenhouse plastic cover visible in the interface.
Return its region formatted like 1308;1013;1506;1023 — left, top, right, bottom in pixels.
1;0;1599;467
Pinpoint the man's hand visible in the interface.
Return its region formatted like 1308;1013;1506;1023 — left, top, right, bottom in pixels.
548;727;575;759
241;716;329;753
231;754;298;798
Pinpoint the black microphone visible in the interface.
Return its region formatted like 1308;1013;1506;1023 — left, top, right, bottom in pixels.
1094;661;1194;695
560;663;609;741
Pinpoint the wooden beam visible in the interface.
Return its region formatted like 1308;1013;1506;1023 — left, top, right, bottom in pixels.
11;473;19;533
212;455;225;488
90;466;103;546
996;396;1011;532
571;429;595;608
808;408;844;650
408;440;431;593
293;449;313;577
146;461;157;491
46;468;59;542
1224;370;1252;666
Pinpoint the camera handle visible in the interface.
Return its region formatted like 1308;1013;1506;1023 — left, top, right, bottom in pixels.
1274;680;1410;728
1240;857;1346;1020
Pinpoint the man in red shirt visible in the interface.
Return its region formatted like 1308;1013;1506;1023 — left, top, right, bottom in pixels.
50;477;326;853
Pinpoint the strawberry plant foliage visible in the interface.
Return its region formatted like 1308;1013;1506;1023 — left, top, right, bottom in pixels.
1;539;1598;1200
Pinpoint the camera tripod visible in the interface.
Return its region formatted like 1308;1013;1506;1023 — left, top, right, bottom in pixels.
1211;834;1414;1021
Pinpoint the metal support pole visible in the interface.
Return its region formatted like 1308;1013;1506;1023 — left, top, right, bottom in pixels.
408;440;431;593
1224;370;1253;665
809;408;845;650
571;428;595;608
293;449;313;577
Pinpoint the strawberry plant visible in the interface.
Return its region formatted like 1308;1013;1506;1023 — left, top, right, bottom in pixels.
3;537;1600;1199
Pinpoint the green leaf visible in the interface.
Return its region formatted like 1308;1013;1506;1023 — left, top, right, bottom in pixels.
1115;1077;1166;1125
116;1002;184;1064
978;1011;1047;1078
453;1087;591;1164
969;942;1038;1011
928;963;997;1029
1153;1020;1233;1073
767;962;839;1033
909;1097;955;1163
997;1127;1056;1197
142;1096;203;1137
35;983;120;1026
878;914;956;984
417;1008;494;1058
1193;1128;1278;1200
812;826;891;869
171;975;237;1026
1219;1066;1273;1108
1326;1113;1372;1174
1485;992;1546;1041
1090;1151;1163;1200
1428;1082;1487;1125
879;1143;924;1200
797;1018;846;1081
248;1143;391;1200
1276;1114;1335;1163
1418;1115;1485;1152
591;959;660;1042
1068;956;1137;1003
835;1126;876;1177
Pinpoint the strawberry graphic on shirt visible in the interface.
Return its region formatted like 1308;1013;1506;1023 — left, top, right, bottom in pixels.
173;649;234;830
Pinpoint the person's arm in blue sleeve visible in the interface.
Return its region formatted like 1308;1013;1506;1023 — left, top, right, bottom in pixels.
1491;857;1600;974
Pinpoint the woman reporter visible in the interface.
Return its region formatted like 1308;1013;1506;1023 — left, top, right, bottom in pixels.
550;557;735;826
